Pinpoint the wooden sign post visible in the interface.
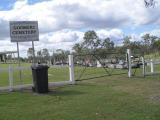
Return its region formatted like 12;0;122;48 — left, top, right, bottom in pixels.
10;21;39;86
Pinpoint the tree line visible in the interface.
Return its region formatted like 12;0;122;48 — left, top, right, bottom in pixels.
72;30;160;56
27;48;70;64
26;30;160;64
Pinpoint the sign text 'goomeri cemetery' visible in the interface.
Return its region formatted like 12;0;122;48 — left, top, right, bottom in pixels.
10;21;39;42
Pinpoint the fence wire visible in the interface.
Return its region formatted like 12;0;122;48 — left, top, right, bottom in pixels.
74;53;128;81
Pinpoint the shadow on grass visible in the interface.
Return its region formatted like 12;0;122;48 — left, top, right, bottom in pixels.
48;89;85;96
130;76;145;79
76;72;127;81
131;74;160;80
0;89;85;96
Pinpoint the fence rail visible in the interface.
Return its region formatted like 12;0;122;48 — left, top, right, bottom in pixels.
0;55;75;92
142;58;160;76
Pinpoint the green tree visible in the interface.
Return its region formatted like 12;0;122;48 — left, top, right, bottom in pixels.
54;49;70;64
102;38;114;50
82;30;100;51
27;48;34;62
142;33;158;54
123;36;131;48
97;37;115;58
42;49;49;58
72;30;115;56
37;50;42;63
72;43;83;53
130;41;144;55
153;39;160;53
42;48;50;63
37;50;42;57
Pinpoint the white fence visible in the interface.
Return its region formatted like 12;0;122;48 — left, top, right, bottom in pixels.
127;49;160;77
0;55;75;92
142;58;160;76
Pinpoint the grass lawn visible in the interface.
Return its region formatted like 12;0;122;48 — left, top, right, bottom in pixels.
0;63;70;87
0;64;160;120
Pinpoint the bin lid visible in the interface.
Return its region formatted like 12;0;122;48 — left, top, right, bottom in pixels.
31;65;49;70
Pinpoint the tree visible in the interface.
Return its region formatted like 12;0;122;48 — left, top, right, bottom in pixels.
37;50;42;57
72;30;115;56
82;30;100;51
81;30;115;54
54;49;70;64
27;48;34;62
144;0;156;7
102;38;114;50
123;36;131;48
42;49;49;58
42;48;50;63
37;50;42;63
72;30;116;64
130;41;144;55
72;43;83;53
153;39;160;53
141;33;158;54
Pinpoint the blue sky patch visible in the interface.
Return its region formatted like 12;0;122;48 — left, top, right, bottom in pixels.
0;0;51;10
0;0;16;10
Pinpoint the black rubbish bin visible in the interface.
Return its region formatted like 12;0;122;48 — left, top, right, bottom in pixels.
31;65;49;93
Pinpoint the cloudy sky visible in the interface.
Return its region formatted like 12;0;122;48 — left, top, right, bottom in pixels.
0;0;160;57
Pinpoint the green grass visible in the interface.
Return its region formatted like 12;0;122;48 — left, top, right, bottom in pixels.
0;63;160;120
0;63;70;87
0;63;127;87
145;52;160;59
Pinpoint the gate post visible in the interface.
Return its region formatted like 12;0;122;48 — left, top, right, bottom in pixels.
69;55;75;84
142;57;145;77
127;49;132;78
9;65;13;91
150;59;154;73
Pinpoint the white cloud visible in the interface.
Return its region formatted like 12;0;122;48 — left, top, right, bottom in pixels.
97;29;124;44
130;34;142;42
140;29;160;38
131;29;160;42
47;30;83;43
0;0;160;57
0;0;159;36
13;0;28;9
149;29;160;37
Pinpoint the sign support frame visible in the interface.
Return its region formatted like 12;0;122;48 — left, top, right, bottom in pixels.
32;41;36;66
10;21;39;87
16;42;23;88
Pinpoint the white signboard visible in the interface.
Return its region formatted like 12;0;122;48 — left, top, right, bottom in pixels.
10;21;39;42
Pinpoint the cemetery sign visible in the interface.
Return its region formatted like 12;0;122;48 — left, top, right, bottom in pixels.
10;21;39;42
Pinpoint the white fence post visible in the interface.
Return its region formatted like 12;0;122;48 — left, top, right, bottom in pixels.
8;65;13;91
69;55;75;84
142;57;145;77
150;59;154;73
97;60;102;67
127;49;132;78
